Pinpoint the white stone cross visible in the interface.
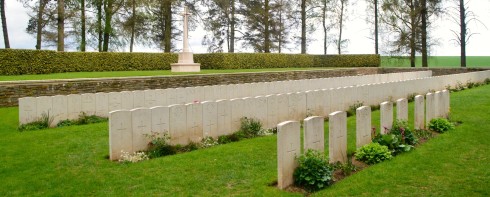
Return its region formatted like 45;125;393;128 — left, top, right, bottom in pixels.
182;6;191;53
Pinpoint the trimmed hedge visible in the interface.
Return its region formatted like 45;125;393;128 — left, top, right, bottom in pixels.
0;49;380;75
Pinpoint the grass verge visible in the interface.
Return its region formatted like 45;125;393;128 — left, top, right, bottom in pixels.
0;85;489;195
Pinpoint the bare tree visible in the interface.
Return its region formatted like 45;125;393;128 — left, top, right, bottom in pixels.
57;0;64;51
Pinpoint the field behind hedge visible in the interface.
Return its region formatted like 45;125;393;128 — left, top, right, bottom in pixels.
0;84;489;196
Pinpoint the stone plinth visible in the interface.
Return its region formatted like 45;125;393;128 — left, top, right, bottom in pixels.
171;52;201;72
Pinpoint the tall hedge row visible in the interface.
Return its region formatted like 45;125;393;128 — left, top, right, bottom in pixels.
0;49;379;75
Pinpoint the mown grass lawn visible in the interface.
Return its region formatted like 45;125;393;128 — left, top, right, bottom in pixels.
0;85;489;196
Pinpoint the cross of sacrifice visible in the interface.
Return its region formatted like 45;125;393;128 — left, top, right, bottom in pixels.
181;6;191;53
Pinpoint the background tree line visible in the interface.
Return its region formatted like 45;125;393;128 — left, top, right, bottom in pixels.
0;0;485;67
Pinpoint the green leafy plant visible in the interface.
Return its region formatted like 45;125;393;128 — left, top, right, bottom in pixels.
355;143;393;165
413;129;435;140
333;158;357;176
372;121;417;155
293;150;334;191
56;112;108;128
200;136;219;148
407;93;417;102
428;118;455;133
389;120;418;145
118;151;149;164
346;101;364;117
236;117;264;139
18;112;53;131
145;132;176;158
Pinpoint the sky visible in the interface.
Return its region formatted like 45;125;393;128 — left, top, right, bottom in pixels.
1;0;489;56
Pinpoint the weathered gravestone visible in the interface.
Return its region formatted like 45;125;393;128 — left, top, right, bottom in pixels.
356;106;371;148
131;108;151;152
442;90;450;118
109;110;133;161
216;99;232;136
132;90;145;108
276;94;289;123
95;92;109;117
19;97;37;124
266;95;278;129
144;90;158;108
288;92;307;121
230;98;244;132
396;98;408;121
169;104;187;145
277;121;300;189
329;111;347;163
434;91;442;118
150;106;170;136
202;101;218;139
414;95;425;130
37;96;53;119
81;93;96;115
52;95;67;127
66;94;81;120
120;91;134;110
186;103;203;143
426;92;435;126
304;116;325;152
108;92;123;113
380;101;393;134
254;96;268;126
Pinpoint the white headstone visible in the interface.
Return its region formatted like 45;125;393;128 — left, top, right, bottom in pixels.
108;92;122;113
109;110;133;160
132;90;145;108
120;91;134;110
144;90;158;108
266;95;278;129
254;96;268;127
66;94;82;120
95;92;109;117
426;92;435;126
155;89;168;107
186;103;203;143
37;96;53;121
329;111;347;163
306;90;321;116
356;106;371;148
202;101;218;138
19;97;37;124
380;101;393;134
276;94;289;122
131;108;152;152
321;89;332;116
396;98;408;121
230;98;244;132
81;93;96;115
169;104;187;145
434;91;442;118
216;99;232;136
175;88;187;104
442;90;450;118
304;116;325;152
414;95;425;130
150;106;170;136
288;92;307;121
277;121;300;189
203;86;217;102
51;95;68;127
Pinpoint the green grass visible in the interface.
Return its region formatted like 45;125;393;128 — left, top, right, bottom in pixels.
381;56;490;67
1;85;489;195
0;67;336;82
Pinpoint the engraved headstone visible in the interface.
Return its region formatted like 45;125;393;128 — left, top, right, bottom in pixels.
131;108;152;152
67;94;81;120
144;90;158;108
329;111;347;163
288;92;307;121
380;101;393;134
216;99;232;136
414;95;425;130
155;89;168;107
304;116;325;152
109;110;133;160
277;121;300;189
150;106;170;136
132;90;145;108
52;95;67;126
169;104;187;145
37;96;53;120
434;91;442;118
254;96;268;127
426;92;435;126
19;97;37;124
356;106;371;148
396;98;408;121
276;94;289;122
202;101;218;138
266;95;278;129
108;92;122;113
186;103;203;143
442;90;450;118
95;92;109;117
230;98;244;132
120;91;134;110
81;93;96;115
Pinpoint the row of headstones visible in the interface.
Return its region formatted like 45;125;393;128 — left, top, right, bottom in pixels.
277;90;450;189
107;70;490;161
19;71;432;126
107;70;459;161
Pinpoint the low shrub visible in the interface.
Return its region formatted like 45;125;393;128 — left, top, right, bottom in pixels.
355;143;393;165
372;121;417;155
56;112;108;127
293;150;334;191
346;101;363;117
236;117;264;139
145;132;176;158
428;118;455;133
18;112;53;131
413;129;435;140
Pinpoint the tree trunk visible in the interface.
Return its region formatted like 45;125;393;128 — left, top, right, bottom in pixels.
57;0;64;51
421;0;428;67
163;0;171;53
0;0;9;48
278;1;282;53
338;0;344;55
36;0;46;50
301;0;306;54
103;0;113;52
374;0;378;54
409;1;416;67
459;0;466;67
97;0;103;52
264;0;270;53
81;0;86;51
322;0;327;55
130;0;136;52
229;0;235;53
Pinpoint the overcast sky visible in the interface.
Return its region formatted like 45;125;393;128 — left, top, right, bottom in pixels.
1;1;489;56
